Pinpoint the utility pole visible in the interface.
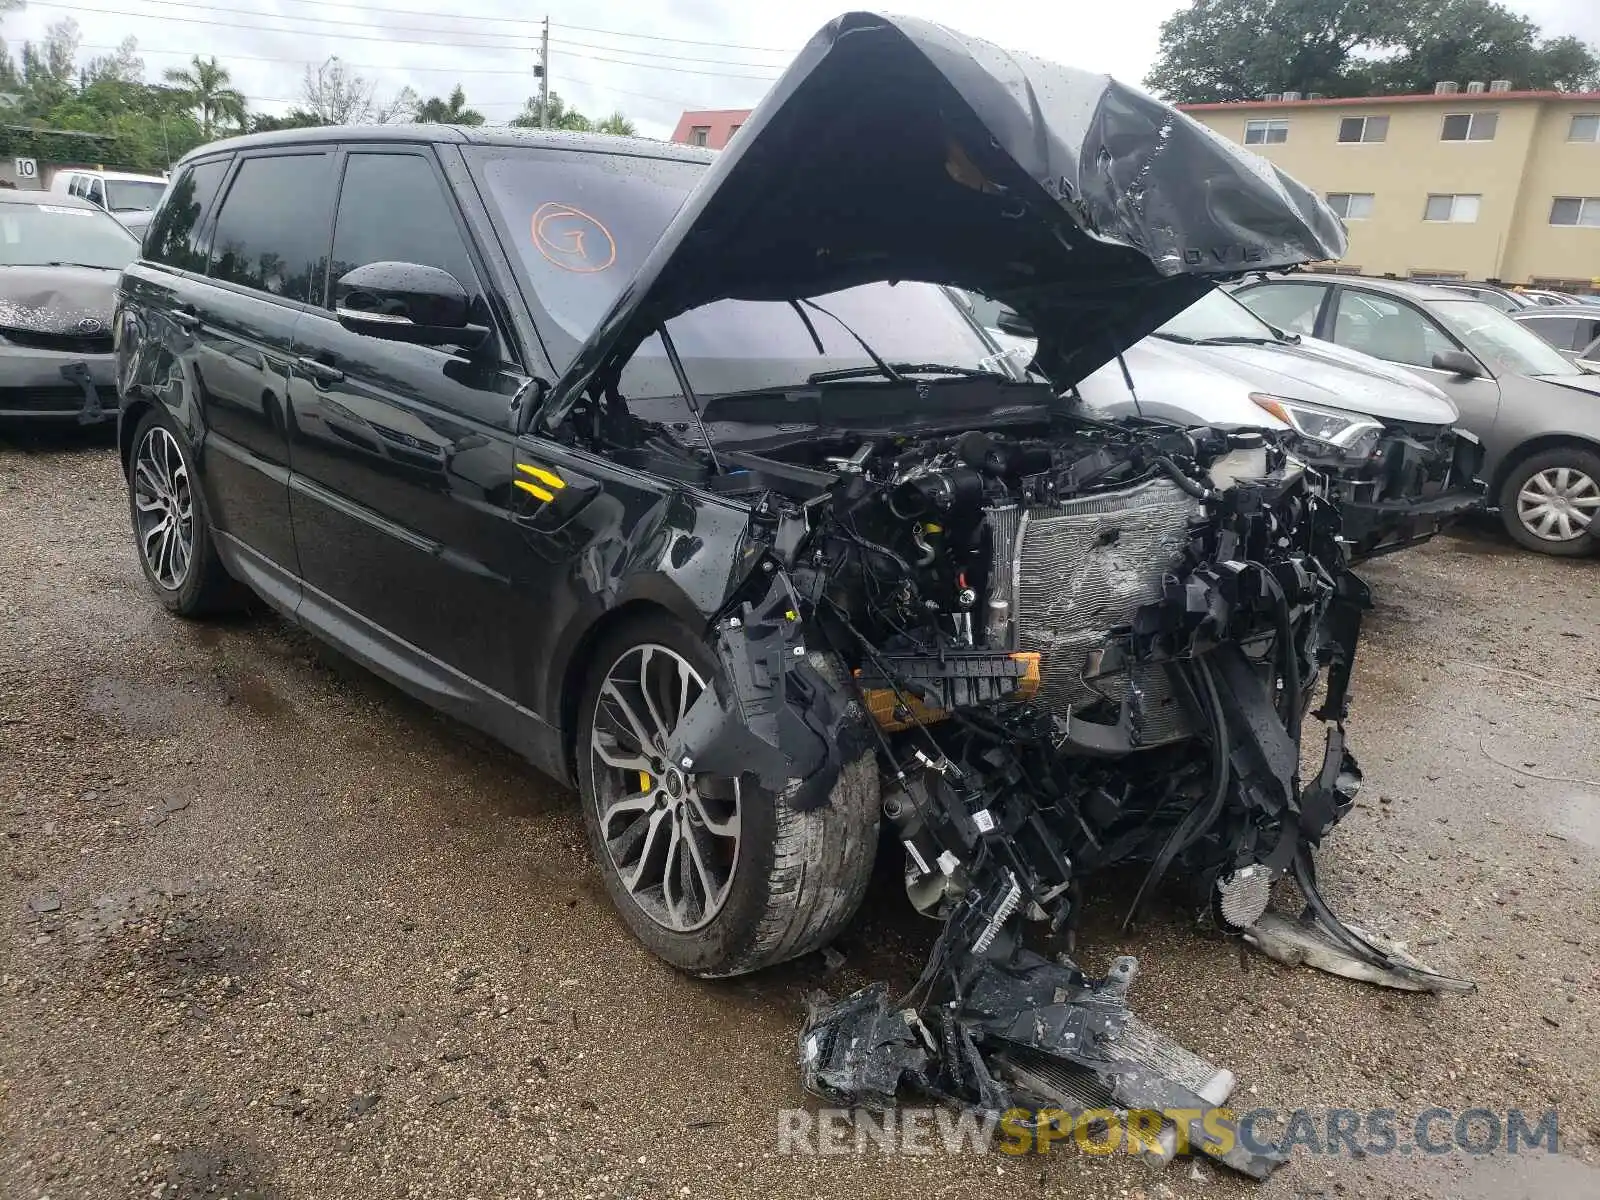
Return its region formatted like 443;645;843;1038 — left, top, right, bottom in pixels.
539;16;550;128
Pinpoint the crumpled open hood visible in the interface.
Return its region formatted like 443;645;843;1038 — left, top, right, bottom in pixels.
0;265;119;337
540;10;1345;428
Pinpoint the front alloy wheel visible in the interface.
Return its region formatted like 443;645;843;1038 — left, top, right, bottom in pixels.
132;425;194;590
588;643;741;932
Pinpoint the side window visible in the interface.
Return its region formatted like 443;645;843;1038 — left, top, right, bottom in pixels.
1332;292;1455;368
1521;317;1583;352
328;152;478;302
86;179;104;207
208;153;335;303
144;157;230;271
67;176;83;198
1235;283;1327;336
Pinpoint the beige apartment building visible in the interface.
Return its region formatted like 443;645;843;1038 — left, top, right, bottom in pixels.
1180;87;1600;291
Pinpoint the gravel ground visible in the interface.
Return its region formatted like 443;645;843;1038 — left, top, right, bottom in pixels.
2;427;1597;1200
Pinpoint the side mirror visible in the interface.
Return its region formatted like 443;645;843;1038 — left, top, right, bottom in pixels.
1431;349;1481;378
995;306;1035;338
334;261;489;349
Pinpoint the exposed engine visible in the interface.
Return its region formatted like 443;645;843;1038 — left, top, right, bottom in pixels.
661;413;1469;1178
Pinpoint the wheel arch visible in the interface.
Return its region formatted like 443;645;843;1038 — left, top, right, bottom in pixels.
118;397;157;477
1490;433;1600;495
556;599;685;783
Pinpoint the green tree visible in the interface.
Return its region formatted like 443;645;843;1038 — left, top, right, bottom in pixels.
162;54;247;140
594;111;636;136
412;84;484;126
249;110;326;134
509;91;598;131
1146;0;1600;102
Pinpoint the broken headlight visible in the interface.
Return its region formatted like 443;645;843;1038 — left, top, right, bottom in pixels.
1251;393;1383;459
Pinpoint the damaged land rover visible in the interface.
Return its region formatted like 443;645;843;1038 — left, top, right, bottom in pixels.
116;12;1471;1181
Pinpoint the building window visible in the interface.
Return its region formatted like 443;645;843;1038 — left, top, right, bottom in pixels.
1550;197;1600;227
1407;269;1467;281
687;126;710;147
1326;192;1375;220
1337;116;1388;143
1423;193;1481;223
1530;276;1597;295
1440;112;1497;141
728;124;741;138
1243;119;1289;145
1569;115;1600;142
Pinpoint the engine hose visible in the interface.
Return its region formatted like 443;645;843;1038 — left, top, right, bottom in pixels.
1260;569;1302;742
1153;455;1216;501
1121;657;1231;930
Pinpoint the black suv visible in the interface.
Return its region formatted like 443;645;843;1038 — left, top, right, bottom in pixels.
119;15;1427;1150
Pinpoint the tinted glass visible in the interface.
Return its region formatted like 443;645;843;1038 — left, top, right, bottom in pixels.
86;179;104;206
1519;316;1584;351
1331;292;1456;368
329;153;476;303
208;153;334;303
1235;283;1327;336
469;147;1000;392
1441;114;1470;140
0;202;139;269
145;157;229;271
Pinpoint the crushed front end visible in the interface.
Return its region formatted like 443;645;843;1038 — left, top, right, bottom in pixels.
672;415;1467;1178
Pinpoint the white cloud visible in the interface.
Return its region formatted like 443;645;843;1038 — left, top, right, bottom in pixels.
2;1;1592;141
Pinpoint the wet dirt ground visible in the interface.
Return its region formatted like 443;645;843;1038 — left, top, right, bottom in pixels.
2;428;1598;1200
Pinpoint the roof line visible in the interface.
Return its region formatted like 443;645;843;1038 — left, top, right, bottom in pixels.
1179;90;1600;111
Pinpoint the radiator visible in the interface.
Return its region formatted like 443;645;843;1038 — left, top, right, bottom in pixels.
1002;477;1200;745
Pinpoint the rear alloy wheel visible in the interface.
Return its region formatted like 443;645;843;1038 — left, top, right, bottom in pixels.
1500;447;1600;556
125;408;244;615
576;612;880;977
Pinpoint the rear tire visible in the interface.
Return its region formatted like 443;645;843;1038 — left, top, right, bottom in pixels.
126;407;244;615
1498;446;1600;557
576;611;880;977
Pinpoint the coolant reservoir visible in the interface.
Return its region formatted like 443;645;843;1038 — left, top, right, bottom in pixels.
1207;432;1269;491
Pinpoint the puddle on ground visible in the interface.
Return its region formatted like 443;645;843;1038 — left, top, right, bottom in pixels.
1345;1149;1600;1199
1554;788;1600;851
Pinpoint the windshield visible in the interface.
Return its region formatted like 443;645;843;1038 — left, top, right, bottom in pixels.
1431;299;1580;376
1154;288;1278;341
105;180;166;213
468;147;1002;404
0;203;139;269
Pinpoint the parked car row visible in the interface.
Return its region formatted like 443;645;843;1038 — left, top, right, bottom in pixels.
953;286;1484;560
1232;273;1600;556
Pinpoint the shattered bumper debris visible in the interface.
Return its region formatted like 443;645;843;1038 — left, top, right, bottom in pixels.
684;425;1482;1181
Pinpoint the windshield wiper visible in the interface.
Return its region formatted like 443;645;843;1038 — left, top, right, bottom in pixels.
1188;334;1285;346
807;361;1005;384
41;261;122;270
799;298;905;384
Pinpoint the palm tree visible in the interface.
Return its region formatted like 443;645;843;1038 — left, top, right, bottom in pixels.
412;84;484;126
594;111;637;137
163;55;247;140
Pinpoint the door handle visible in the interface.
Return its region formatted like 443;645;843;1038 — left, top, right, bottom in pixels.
296;355;344;385
170;306;200;330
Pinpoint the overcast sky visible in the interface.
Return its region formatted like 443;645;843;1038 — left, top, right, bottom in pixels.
5;1;1597;137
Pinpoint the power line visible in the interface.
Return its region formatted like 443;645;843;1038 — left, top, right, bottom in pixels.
552;20;793;53
25;2;541;46
81;43;545;75
555;51;779;81
549;37;789;70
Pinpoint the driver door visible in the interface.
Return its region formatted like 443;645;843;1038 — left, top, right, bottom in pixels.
285;144;530;698
1328;287;1502;442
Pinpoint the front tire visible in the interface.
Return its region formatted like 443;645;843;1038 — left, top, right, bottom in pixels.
1498;446;1600;556
576;612;880;977
126;408;243;615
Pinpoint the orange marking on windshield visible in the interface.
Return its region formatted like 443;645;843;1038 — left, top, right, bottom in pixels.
531;202;617;273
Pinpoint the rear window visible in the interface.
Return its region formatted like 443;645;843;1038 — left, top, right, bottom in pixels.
144;157;230;271
467;146;998;401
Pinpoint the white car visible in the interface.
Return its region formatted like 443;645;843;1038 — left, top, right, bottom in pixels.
50;169;169;235
956;288;1484;558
